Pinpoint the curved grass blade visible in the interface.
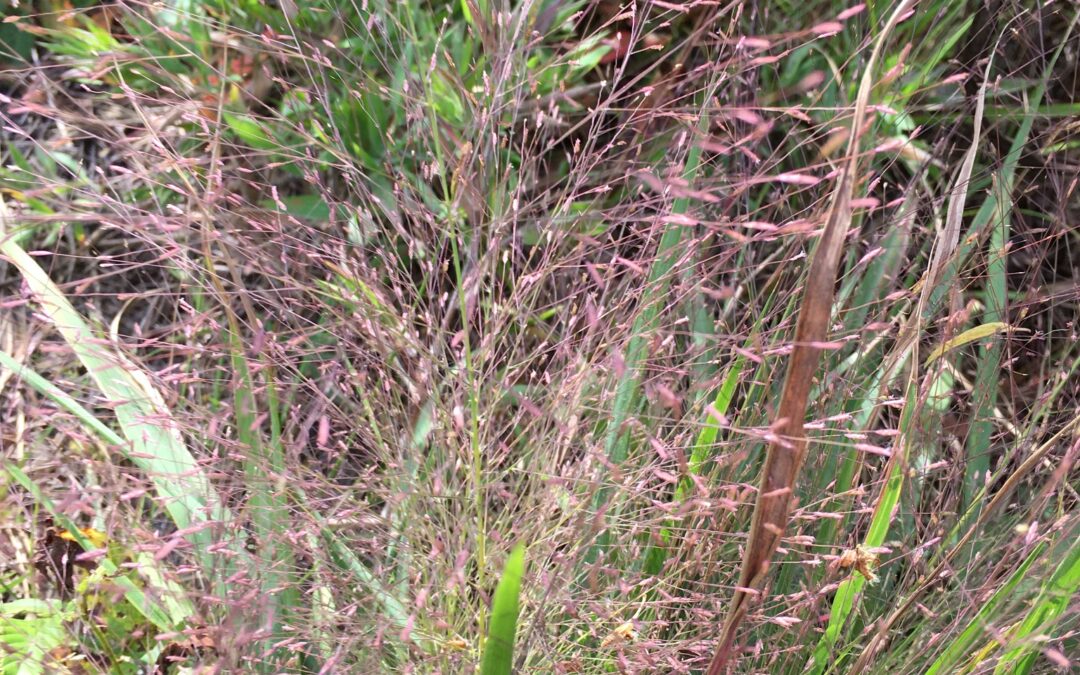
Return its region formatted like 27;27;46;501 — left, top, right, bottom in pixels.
480;543;526;675
1;197;230;566
924;322;1010;367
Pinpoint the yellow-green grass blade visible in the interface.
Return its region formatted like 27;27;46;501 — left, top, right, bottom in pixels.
924;322;1010;367
639;275;776;587
1;199;229;563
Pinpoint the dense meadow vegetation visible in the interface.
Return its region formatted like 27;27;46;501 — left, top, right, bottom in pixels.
1;0;1077;672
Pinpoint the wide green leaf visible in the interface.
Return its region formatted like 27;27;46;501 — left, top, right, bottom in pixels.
480;543;526;675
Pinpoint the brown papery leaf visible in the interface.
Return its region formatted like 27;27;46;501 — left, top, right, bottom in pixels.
705;1;916;672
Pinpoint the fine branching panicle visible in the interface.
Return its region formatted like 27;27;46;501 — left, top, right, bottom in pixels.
1;1;1077;673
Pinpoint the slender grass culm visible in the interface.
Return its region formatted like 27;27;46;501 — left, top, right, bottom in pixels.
0;0;1077;673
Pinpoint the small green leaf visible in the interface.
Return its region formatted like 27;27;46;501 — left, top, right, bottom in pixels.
568;34;612;73
224;112;278;152
262;194;331;222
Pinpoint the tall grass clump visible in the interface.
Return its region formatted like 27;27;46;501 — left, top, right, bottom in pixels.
1;0;1077;672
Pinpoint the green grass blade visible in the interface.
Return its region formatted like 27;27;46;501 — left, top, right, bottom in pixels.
909;14;974;98
585;103;709;566
480;543;526;675
805;384;918;675
994;529;1080;674
0;349;124;447
925;542;1045;675
804;26;1078;666
963;176;1010;512
924;27;1058;323
0;350;200;630
285;481;414;661
236;364;299;668
684;355;746;494
642;354;746;577
813;188;919;554
946;7;1076;537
